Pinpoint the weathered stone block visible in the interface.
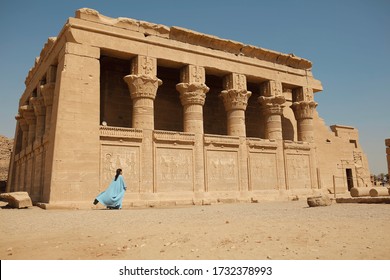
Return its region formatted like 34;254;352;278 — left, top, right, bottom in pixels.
0;192;32;208
307;195;331;207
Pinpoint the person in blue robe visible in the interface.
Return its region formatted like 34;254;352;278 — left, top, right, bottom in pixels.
93;169;126;209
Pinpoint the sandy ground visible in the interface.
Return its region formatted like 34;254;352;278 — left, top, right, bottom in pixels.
1;200;389;260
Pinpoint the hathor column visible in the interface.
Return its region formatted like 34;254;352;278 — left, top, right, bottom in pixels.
259;80;285;140
220;73;251;192
291;87;318;142
124;55;162;193
259;80;287;190
176;65;209;192
291;86;319;188
220;73;251;137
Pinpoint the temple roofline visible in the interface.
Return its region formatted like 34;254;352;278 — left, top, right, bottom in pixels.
21;7;322;106
74;8;312;70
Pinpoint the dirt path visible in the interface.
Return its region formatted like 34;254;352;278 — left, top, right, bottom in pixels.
1;200;389;260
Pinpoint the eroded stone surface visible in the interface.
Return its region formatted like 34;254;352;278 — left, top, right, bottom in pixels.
307;195;332;207
0;192;32;208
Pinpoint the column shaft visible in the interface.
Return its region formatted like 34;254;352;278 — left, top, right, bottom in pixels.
183;104;204;134
132;97;155;129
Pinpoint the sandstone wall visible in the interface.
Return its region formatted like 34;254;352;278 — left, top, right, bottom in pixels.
314;113;371;193
0;135;13;192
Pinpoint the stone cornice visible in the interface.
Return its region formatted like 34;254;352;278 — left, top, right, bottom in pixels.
204;134;240;147
283;140;311;151
74;8;312;70
153;130;195;144
99;126;143;140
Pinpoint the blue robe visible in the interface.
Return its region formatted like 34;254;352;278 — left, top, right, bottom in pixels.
96;175;126;209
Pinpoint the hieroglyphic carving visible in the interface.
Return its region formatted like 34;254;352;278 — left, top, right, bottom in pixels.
223;73;247;90
180;65;206;84
260;80;282;97
206;150;239;191
131;55;157;76
286;154;311;189
99;126;143;139
293;87;314;102
153;130;195;144
249;153;278;190
101;145;140;192
156;148;194;192
353;151;370;187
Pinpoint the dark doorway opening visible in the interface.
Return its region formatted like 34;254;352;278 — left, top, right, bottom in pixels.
346;168;354;191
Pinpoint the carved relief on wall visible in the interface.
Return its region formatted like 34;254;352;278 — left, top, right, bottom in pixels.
131;55;157;76
353;151;370;187
249;152;278;190
101;145;140;193
206;150;239;191
155;147;194;192
293;87;314;102
286;154;311;189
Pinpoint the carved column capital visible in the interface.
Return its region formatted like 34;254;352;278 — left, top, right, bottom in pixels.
40;83;55;107
259;95;286;115
123;74;162;100
15;115;28;132
291;101;318;120
176;83;209;106
30;96;46;116
220;89;252;111
19;105;36;125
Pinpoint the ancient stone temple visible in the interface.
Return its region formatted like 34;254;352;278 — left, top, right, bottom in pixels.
7;8;371;208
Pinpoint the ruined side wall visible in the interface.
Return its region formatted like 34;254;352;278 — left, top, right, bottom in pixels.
313;112;371;193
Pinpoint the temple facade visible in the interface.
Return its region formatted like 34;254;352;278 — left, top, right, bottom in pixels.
7;8;371;208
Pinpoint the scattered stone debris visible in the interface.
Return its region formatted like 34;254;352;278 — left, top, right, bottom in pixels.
0;191;32;208
307;194;332;207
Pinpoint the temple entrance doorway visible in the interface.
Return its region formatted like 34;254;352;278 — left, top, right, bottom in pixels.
346;168;354;191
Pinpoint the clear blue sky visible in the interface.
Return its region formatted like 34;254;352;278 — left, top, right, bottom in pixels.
0;0;389;174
